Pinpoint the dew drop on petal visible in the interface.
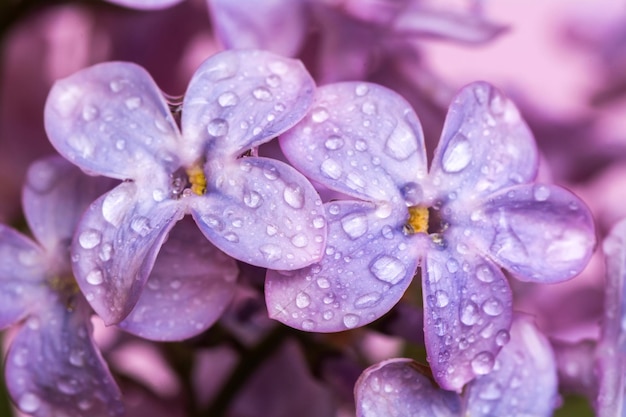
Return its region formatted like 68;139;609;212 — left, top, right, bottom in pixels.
102;188;131;227
460;300;480;326
434;290;450;308
224;232;239;242
81;105;98;121
125;96;142;110
316;277;330;289
476;264;495;283
218;91;239;107
355;84;369;96
265;224;278;236
12;348;28;367
482;298;504;316
320;159;342;180
130;216;151;236
260;244;282;262
283;184;304;209
78;229;102;249
296;292;311;308
252;87;272;101
263;166;279;180
86;269;104;286
343;313;360;329
354;292;382;309
207;118;229;137
312;107;330;123
471;351;495;375
361;101;376;115
18;393;40;413
69;350;85;367
99;243;113;262
243;190;263;208
291;233;309;248
370;255;406;285
441;133;472;173
533;185;550;201
495;329;510;346
312;216;325;229
324;135;344;150
78;400;93;411
340;213;368;239
323;311;334;320
302;319;315;330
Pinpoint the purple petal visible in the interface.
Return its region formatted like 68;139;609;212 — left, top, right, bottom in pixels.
596;218;626;417
473;183;596;283
105;0;184;9
208;0;307;57
265;200;420;332
280;82;428;203
422;239;512;392
429;82;538;200
191;157;326;270
72;182;184;325
181;49;315;159
354;358;462;417
5;297;123;417
0;226;46;329
23;156;115;253
118;218;238;341
464;316;558;417
44;61;181;179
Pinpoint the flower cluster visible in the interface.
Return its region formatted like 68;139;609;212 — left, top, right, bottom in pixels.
0;1;621;417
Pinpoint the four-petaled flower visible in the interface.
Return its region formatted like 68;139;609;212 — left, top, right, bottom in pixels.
44;49;326;327
265;81;596;391
0;156;123;417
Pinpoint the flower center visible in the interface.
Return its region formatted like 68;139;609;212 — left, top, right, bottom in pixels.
405;206;429;234
169;163;208;198
186;165;207;196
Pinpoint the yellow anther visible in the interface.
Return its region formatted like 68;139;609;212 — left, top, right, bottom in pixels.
48;276;80;295
406;206;429;234
186;165;207;196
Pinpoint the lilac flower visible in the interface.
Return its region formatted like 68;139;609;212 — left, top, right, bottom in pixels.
104;0;185;10
354;316;558;417
44;49;326;327
265;81;596;390
0;156;123;416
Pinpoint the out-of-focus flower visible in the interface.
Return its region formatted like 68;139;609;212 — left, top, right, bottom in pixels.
44;49;327;326
0;156;123;417
266;81;595;391
104;0;185;10
354;316;558;417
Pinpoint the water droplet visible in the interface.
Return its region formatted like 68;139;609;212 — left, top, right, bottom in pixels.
471;351;495;375
263;166;279;180
125;96;142;110
323;311;334;320
69;349;85;367
324;135;344;150
78;229;102;249
252;87;272;101
354;292;381;308
207;118;229;137
312;107;330;123
78;399;93;411
283;184;304;209
302;319;315;330
99;243;113;261
291;233;309;248
476;264;495;283
340;213;368;239
446;258;459;273
482;297;504;316
343;314;360;329
434;318;447;336
102;187;131;227
296;292;311;308
152;189;166;202
495;329;510;346
316;277;330;289
57;378;79;394
224;232;239;242
381;225;394;239
355;139;368;151
361;101;376;115
265;73;281;88
218;91;238;107
346;172;366;190
82;105;98;121
370;255;406;285
259;244;282;262
384;124;417;160
312;216;325;229
130;216;151;236
533;185;550;201
266;224;278;236
109;80;123;92
320;159;343;180
12;348;28;367
86;269;104;285
433;290;450;308
18;393;40;413
243;190;263;208
441;133;472;173
355;84;369;96
231;218;243;228
460;300;480;325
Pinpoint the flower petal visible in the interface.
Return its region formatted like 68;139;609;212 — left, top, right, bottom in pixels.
72;182;184;325
191;157;326;270
354;358;462;417
472;183;596;283
423;239;512;392
464;316;558;417
118;218;238;341
280;82;427;203
105;0;184;9
429;82;538;200
0;226;46;329
182;49;315;160
23;156;115;253
208;0;307;57
44;61;181;180
265;200;420;332
5;297;123;417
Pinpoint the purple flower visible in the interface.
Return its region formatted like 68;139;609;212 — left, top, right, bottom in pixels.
104;0;185;10
0;156;123;416
354;316;558;417
265;81;596;390
43;49;326;327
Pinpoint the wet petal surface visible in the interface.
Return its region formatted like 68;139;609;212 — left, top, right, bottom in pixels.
44;61;181;180
471;183;596;283
422;237;512;392
265;200;420;332
182;49;315;161
106;0;184;9
355;358;462;417
72;182;184;325
5;297;123;417
465;316;558;417
429;82;538;201
192;157;326;270
119;218;238;341
280;82;427;203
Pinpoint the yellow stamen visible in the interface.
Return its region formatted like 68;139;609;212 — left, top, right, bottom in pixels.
406;206;429;234
186;165;207;195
